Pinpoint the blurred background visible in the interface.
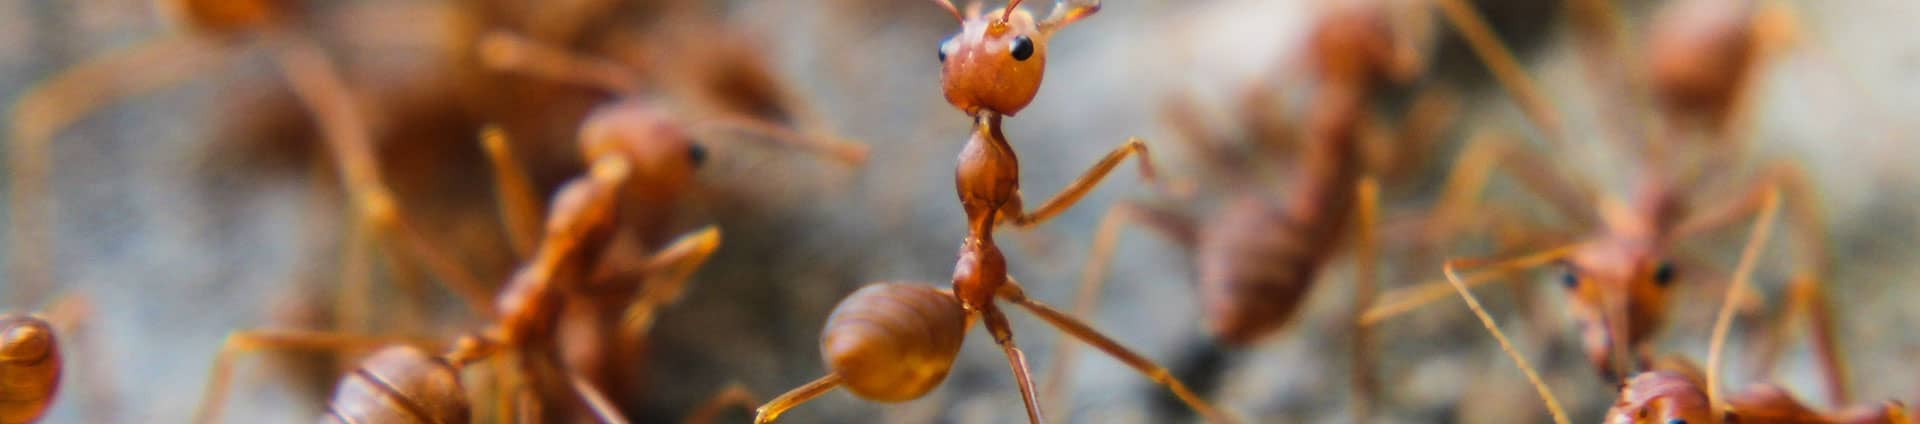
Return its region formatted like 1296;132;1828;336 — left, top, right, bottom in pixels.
3;0;1918;422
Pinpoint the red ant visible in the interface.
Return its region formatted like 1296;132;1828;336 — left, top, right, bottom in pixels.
1363;0;1842;405
1040;1;1466;418
751;0;1233;422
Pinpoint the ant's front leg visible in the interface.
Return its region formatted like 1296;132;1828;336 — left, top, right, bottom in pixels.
997;137;1162;229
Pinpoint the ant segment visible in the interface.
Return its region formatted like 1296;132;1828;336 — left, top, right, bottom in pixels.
1041;1;1461;419
0;296;105;424
1364;0;1843;403
754;1;1231;422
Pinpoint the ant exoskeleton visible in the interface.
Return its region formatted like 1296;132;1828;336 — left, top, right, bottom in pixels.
1040;1;1464;418
0;296;108;424
1364;0;1842;403
1449;193;1908;424
751;0;1232;422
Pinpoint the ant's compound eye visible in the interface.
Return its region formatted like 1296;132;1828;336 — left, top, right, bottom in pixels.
1009;36;1034;61
1653;261;1676;287
687;143;708;168
1560;269;1580;289
1666;420;1687;424
939;35;957;62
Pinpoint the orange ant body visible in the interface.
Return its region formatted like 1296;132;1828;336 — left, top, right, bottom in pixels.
1365;0;1838;399
1040;1;1459;418
1441;192;1906;424
0;315;60;424
752;1;1232;422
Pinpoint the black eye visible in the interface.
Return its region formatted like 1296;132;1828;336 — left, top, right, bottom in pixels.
1560;269;1580;289
1667;419;1687;424
939;35;955;62
1009;36;1034;61
687;143;707;168
1653;261;1676;287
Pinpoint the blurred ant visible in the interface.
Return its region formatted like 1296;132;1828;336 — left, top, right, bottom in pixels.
1364;0;1842;403
752;0;1233;422
1039;0;1464;418
195;154;740;423
1444;192;1908;424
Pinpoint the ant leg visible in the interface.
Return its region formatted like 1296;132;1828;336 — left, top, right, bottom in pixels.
754;374;844;424
193;330;427;424
1360;244;1583;326
1000;138;1162;228
1439;261;1571;424
480;126;543;258
980;304;1047;424
1704;189;1782;415
1350;178;1380;420
567;369;632;424
617;226;723;340
1422;132;1594;245
477;31;644;94
681;383;759;424
1040;202;1195;413
689;114;870;166
998;281;1237;424
8;35;226;303
1676;163;1844;404
269;37;497;318
1428;0;1565;144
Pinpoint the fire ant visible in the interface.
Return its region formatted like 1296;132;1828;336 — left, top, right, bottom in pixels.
751;0;1232;422
195;154;726;423
1039;0;1465;418
1444;192;1908;424
1362;0;1842;404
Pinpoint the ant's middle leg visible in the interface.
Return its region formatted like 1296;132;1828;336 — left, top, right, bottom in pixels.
1040;201;1195;414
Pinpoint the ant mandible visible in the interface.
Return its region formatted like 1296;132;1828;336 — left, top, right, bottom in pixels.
753;1;1233;422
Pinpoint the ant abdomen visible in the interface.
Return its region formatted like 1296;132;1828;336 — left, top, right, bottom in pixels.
820;283;968;402
321;346;468;424
0;314;60;424
1195;200;1322;346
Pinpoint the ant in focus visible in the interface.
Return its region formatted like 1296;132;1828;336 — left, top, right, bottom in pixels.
751;0;1234;422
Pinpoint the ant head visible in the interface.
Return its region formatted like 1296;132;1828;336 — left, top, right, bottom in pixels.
160;0;294;35
1560;241;1678;376
1606;371;1715;424
578;101;707;204
0;314;55;363
933;0;1100;116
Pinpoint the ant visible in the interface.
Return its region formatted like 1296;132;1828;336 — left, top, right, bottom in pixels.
195;155;720;423
1444;192;1908;424
1040;0;1465;418
751;0;1232;422
1362;0;1842;403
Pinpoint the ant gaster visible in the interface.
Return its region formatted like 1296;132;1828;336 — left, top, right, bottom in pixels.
751;1;1234;423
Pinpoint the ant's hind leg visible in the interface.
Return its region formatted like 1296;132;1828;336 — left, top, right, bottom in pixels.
193;330;428;424
1040;201;1195;414
754;374;844;424
999;281;1238;423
